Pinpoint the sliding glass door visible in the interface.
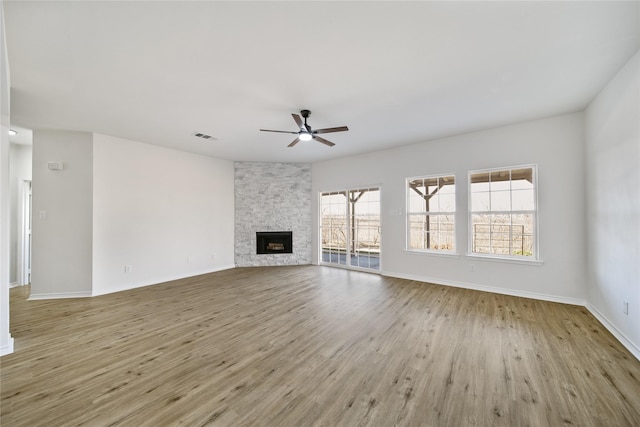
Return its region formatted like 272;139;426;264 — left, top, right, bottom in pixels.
320;187;380;270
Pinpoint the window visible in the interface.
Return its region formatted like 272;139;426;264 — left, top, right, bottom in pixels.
407;175;455;252
469;166;537;259
320;188;381;270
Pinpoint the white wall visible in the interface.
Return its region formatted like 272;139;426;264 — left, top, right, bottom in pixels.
585;51;639;358
313;113;586;303
28;131;235;298
31;130;93;299
9;143;31;284
0;0;14;356
92;134;235;295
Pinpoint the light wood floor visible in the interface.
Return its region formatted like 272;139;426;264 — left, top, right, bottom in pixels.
2;266;639;426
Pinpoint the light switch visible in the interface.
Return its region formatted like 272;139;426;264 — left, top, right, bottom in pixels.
39;211;47;220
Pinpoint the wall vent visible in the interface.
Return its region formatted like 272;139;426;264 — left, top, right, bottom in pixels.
193;132;216;140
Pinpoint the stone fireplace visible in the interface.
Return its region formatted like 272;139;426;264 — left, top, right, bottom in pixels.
234;162;311;266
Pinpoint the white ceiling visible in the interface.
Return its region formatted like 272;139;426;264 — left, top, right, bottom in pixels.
4;1;639;163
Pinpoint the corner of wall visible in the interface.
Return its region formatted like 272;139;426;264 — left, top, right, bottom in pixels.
584;50;640;360
0;0;15;356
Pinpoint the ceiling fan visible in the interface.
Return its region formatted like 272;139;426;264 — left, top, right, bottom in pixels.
260;109;348;147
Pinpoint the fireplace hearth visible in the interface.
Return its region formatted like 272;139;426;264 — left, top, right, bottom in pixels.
256;231;293;254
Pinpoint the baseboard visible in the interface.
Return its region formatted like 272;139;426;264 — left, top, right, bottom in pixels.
586;304;640;361
91;264;237;297
0;335;14;357
28;291;93;300
380;269;639;362
380;270;586;306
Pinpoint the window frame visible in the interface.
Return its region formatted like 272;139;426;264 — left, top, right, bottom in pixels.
467;164;539;262
406;173;457;254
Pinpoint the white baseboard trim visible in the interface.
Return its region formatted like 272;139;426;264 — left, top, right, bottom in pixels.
28;291;93;300
381;269;640;362
586;304;640;361
0;335;14;356
91;265;237;297
380;270;586;306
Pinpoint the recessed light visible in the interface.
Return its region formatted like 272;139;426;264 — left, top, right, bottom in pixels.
9;129;17;136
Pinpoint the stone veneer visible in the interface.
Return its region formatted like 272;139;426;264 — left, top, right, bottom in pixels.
235;162;312;266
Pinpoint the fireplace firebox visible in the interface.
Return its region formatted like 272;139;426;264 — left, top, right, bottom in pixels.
256;231;293;254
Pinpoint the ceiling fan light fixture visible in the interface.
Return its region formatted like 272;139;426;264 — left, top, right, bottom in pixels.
259;109;348;148
299;132;312;141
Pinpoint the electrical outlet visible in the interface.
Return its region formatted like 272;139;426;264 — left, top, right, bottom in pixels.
623;301;629;315
124;265;132;273
470;264;476;272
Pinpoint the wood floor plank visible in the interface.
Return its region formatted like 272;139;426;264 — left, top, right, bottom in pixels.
1;265;639;426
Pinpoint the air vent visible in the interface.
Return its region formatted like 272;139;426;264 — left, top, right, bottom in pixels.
193;132;217;140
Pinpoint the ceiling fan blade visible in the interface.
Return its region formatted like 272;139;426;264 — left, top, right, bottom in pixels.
288;137;301;147
291;114;305;130
314;135;335;147
260;129;299;134
313;126;349;134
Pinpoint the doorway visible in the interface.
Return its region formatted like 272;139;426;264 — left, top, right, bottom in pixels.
320;187;381;270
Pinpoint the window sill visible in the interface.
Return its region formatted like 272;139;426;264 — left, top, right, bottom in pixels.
465;253;544;266
405;250;461;259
